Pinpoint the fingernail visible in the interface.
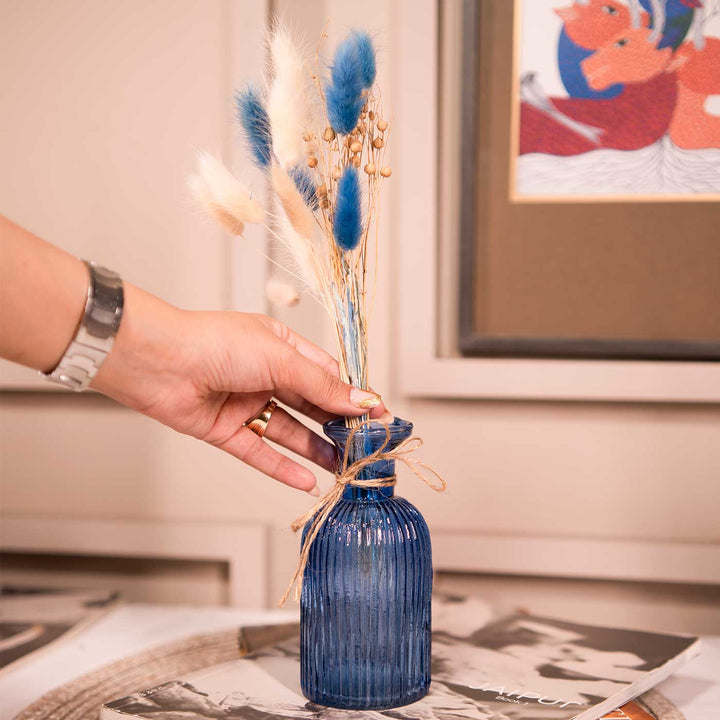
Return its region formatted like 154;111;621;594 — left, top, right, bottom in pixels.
307;485;321;497
350;388;382;408
379;410;394;423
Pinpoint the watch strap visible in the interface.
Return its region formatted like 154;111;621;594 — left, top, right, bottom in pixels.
42;261;124;391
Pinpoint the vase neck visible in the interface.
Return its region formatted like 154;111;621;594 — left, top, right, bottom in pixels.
342;456;397;500
323;418;414;501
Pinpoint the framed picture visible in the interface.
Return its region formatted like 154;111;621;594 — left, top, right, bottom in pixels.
457;0;720;361
395;0;720;401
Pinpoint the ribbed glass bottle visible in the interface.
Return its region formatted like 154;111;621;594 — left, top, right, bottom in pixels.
300;417;432;710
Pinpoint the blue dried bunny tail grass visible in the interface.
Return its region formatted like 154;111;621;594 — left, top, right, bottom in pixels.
353;30;376;89
326;31;376;135
333;166;362;252
235;85;272;170
288;164;319;211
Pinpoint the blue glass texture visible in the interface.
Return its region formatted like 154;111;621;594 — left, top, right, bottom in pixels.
300;418;432;710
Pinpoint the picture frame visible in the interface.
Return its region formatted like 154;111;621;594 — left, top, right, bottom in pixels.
457;0;720;362
396;0;720;401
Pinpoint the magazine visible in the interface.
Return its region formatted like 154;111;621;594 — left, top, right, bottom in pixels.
101;597;699;720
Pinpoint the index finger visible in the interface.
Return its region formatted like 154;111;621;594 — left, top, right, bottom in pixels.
275;324;341;379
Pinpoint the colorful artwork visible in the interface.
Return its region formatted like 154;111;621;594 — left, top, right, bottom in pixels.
514;0;720;198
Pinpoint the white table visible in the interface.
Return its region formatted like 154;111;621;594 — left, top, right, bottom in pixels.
1;604;718;719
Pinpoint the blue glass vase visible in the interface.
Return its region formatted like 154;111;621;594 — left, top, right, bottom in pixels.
300;417;432;710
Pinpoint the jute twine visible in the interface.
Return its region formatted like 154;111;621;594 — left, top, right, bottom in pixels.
279;419;446;606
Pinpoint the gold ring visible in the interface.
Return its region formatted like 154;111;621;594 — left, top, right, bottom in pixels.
245;400;277;439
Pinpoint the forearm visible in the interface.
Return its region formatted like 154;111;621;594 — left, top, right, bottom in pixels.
0;216;89;372
0;215;181;407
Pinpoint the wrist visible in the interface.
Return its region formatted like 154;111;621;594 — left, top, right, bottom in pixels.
42;256;89;372
91;284;187;409
43;261;124;390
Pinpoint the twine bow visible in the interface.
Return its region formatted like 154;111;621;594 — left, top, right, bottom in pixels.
279;419;446;606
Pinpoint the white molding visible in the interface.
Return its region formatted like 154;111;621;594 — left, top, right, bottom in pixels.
433;531;720;586
1;516;269;608
396;0;720;403
400;356;720;403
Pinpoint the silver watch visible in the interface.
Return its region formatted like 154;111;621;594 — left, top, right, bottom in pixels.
42;261;124;391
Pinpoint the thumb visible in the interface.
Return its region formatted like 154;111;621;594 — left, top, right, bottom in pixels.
274;345;384;417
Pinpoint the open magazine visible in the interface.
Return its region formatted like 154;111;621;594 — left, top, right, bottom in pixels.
102;598;699;720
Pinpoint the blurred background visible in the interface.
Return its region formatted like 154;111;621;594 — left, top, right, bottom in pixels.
1;0;719;635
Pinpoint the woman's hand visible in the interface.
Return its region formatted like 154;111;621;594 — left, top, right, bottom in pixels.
0;217;382;493
92;284;389;494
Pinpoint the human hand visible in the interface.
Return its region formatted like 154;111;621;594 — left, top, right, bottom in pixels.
92;285;389;494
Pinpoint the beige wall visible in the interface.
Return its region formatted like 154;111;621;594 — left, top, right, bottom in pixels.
0;0;231;312
2;0;719;622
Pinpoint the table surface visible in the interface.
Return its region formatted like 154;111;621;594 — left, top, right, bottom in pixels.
0;604;718;719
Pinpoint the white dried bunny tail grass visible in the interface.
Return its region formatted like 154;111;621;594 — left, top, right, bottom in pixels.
188;174;246;235
266;277;301;307
275;214;317;291
194;152;264;223
271;162;316;240
273;212;330;298
267;23;314;169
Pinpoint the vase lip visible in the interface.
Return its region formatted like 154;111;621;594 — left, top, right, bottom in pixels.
323;416;413;438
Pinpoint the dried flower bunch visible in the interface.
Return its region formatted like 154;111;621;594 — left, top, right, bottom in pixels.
189;23;390;411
